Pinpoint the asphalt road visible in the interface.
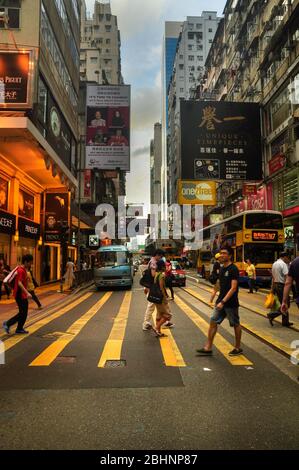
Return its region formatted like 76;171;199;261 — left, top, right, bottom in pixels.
0;276;299;450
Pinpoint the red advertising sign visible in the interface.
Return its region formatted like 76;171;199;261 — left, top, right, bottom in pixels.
243;184;257;197
269;154;285;175
247;187;266;210
84;170;91;198
234;199;246;214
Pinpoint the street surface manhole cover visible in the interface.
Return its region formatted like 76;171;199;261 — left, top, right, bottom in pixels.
105;360;126;368
54;356;76;364
40;332;74;340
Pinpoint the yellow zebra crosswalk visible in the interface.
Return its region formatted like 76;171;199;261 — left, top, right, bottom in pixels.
2;289;256;369
30;292;112;367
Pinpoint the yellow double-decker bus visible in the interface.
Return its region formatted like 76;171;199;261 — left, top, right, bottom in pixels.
197;210;285;286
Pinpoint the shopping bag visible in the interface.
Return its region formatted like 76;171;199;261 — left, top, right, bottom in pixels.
264;292;275;309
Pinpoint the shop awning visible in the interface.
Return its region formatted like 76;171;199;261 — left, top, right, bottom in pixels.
0;117;77;189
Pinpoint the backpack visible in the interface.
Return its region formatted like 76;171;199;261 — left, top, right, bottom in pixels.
3;266;18;290
139;265;154;288
147;274;164;304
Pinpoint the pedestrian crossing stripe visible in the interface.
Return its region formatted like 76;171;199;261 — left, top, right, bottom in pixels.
175;294;253;366
152;312;186;368
30;292;112;367
184;287;295;359
98;292;132;368
2;292;93;353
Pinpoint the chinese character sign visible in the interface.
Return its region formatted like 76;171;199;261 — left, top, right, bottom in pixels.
0;51;30;107
180;101;262;181
86;85;130;171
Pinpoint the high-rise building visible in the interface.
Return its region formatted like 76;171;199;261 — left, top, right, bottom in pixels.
201;0;299;258
150;123;162;206
80;0;123;85
161;22;182;216
166;12;220;204
79;1;126;228
0;0;89;283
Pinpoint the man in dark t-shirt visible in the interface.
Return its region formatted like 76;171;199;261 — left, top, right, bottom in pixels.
281;256;299;314
197;246;243;357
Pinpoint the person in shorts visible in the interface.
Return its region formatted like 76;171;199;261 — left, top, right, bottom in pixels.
197;246;243;357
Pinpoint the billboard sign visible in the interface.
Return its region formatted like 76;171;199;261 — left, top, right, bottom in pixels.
181;101;262;181
0;51;31;108
178;180;216;205
44;192;69;243
86;85;130;171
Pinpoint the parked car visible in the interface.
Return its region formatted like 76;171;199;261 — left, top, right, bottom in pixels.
170;261;186;287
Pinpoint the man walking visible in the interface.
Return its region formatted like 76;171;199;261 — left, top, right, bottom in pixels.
246;258;257;293
281;256;299;317
197;246;243;357
142;249;165;331
268;252;293;327
3;254;33;335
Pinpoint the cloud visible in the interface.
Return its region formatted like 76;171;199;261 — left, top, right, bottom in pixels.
131;87;161;130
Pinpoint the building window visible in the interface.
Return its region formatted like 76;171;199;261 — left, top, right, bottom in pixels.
209;39;213;43
0;1;21;29
188;44;193;50
53;0;80;69
208;28;213;33
106;14;111;21
105;25;112;32
37;77;47;127
106;38;111;44
198;56;203;61
90;57;98;63
188;55;194;61
188;33;194;40
197;45;203;50
196;24;202;29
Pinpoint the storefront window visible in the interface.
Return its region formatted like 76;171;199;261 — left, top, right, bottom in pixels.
273;178;284;211
17;239;35;265
0;234;10;265
0;177;8;211
42;245;59;283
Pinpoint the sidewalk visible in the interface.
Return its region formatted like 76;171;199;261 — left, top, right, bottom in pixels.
0;281;93;325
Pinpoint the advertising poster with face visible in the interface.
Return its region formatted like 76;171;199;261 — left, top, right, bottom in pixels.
86;85;130;171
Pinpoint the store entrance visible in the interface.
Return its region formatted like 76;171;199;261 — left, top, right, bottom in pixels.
42;244;59;283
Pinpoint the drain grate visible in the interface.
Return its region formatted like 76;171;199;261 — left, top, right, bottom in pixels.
54;356;77;364
105;360;126;368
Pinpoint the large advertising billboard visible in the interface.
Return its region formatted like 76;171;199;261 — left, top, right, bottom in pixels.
86;85;130;171
0;51;31;108
180;101;262;181
178;180;216;205
44;192;69;243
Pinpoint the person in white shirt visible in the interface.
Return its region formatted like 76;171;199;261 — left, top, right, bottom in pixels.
90;111;106;128
268;252;293;327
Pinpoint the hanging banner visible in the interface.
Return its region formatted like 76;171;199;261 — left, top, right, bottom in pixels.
243;184;257;197
86;85;130;171
181;100;262;181
84;170;92;198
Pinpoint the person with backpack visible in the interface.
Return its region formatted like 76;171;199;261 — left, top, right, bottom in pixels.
209;253;221;306
2;254;33;335
148;260;172;337
141;249;164;331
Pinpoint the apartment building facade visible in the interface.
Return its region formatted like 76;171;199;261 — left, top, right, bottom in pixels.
201;0;299;254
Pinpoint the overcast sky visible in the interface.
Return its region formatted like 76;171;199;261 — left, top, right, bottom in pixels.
85;0;226;210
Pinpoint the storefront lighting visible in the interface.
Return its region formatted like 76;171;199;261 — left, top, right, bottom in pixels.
14;231;19;243
38;237;43;246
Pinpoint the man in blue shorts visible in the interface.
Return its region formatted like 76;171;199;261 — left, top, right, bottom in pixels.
197;246;243;357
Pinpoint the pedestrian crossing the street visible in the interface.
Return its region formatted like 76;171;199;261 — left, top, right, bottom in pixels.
0;287;257;372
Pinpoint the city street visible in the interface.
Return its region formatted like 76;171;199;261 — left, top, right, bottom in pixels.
0;275;299;450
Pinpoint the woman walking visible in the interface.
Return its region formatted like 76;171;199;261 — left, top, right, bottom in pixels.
64;258;75;290
0;259;10;301
165;259;175;300
152;260;173;337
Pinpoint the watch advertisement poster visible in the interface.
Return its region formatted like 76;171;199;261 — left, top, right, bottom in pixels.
44;192;69;243
181;100;262;181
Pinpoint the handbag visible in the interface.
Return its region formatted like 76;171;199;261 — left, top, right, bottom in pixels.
208;273;218;285
264;292;275;309
147;275;163;304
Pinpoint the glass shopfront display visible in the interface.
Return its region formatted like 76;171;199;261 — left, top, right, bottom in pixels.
0;233;10;264
42;244;60;283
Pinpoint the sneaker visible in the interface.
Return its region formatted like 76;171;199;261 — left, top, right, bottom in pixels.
2;321;10;335
196;348;213;355
142;323;152;331
37;306;43;310
228;348;243;356
15;329;29;335
163;321;175;328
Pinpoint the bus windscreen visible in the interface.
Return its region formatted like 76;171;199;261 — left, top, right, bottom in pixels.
98;251;129;267
245;213;283;230
244;244;284;264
